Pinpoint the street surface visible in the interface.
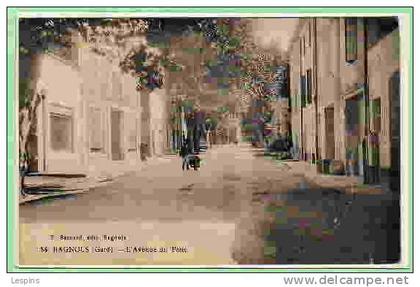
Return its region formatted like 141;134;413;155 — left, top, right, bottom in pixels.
19;144;399;265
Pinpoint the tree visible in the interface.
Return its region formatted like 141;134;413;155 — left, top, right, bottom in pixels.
194;19;282;146
196;19;282;108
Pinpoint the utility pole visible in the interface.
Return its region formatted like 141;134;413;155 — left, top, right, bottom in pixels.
299;24;304;161
363;17;370;184
313;18;320;165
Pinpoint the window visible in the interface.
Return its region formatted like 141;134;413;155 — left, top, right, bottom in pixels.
50;113;73;152
300;75;307;107
126;112;138;152
306;69;312;104
112;71;123;99
345;18;358;62
299;37;304;57
88;107;105;153
308;21;312;47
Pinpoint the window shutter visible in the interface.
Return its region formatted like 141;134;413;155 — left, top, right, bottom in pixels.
345;18;358;62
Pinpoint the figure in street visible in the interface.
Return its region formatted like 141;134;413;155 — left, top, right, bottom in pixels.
140;143;148;161
180;144;190;170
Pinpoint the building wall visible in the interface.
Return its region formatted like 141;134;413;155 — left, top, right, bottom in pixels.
341;18;372;175
79;47;142;176
288;17;399;179
367;28;400;168
149;88;171;156
301;20;316;161
316;19;342;161
36;41;146;176
295;18;367;168
302;105;316;161
36;53;83;173
289;19;317;161
290;32;302;158
339;18;366;97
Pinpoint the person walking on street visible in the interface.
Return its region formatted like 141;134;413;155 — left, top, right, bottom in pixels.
140;143;147;161
180;144;189;170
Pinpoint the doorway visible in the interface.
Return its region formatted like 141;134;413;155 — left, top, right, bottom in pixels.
345;94;363;176
325;106;335;159
389;71;400;192
111;109;123;160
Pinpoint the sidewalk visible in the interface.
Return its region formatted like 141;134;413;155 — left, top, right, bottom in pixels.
282;160;384;195
19;155;176;204
19;173;118;204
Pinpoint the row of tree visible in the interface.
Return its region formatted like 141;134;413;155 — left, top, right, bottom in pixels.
194;19;286;144
18;18;284;189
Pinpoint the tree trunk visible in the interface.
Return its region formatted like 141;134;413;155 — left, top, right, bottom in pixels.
19;53;42;195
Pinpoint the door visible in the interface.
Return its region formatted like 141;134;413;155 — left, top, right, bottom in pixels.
325;106;335;159
111;109;123;160
370;98;381;169
389;71;400;192
386;70;401;263
345;94;362;176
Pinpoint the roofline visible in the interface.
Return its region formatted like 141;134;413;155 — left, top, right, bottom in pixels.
284;18;308;60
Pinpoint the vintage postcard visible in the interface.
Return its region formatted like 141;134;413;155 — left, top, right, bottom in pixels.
7;7;413;271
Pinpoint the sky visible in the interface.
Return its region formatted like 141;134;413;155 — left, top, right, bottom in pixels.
249;18;299;55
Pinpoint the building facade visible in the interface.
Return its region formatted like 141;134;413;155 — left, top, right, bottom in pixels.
288;17;400;185
289;19;316;161
149;88;172;156
32;37;170;177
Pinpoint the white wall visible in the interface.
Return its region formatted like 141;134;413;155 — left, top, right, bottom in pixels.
37;53;83;173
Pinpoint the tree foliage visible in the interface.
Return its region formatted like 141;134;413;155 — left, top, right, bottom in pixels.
19;18;179;93
196;18;282;102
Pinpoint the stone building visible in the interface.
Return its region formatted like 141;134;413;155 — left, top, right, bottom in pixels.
149;87;172;156
30;36;170;177
289;19;316;161
288;17;400;185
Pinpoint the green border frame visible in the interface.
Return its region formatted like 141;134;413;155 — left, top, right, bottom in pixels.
6;6;414;273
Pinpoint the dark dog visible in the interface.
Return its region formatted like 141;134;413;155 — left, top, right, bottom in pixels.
186;154;201;170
